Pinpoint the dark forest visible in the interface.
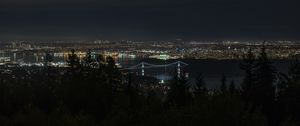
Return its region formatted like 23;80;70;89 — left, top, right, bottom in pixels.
0;47;300;126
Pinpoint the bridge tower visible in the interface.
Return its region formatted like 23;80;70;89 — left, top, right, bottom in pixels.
177;61;181;78
141;62;145;76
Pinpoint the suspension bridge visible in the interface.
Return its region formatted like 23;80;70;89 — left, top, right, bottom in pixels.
123;61;189;83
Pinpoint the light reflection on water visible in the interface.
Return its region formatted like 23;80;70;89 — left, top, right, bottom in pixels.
2;52;291;89
118;58;291;89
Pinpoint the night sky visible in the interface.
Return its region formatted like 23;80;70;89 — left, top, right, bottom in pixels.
0;0;300;40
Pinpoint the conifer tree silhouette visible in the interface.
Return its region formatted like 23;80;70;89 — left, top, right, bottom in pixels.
220;75;227;93
240;48;256;102
67;49;80;69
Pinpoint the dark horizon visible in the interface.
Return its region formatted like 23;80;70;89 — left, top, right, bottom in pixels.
1;0;300;41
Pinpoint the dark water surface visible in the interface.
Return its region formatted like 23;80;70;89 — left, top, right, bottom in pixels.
119;58;292;89
3;51;292;89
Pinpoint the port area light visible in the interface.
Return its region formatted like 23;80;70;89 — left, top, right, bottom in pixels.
159;54;169;60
